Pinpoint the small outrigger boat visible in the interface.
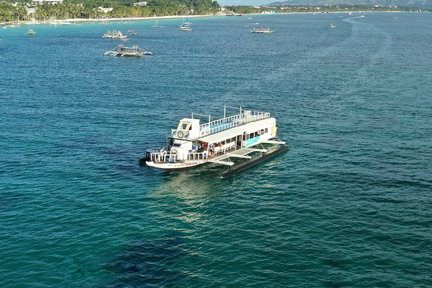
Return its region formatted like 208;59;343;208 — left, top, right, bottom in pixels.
251;27;274;34
104;44;153;57
128;30;137;35
102;30;127;39
153;18;164;28
178;23;192;32
330;24;336;29
27;29;36;35
142;106;288;176
178;18;192;32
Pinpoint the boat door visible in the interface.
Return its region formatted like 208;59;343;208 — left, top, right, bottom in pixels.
236;135;242;149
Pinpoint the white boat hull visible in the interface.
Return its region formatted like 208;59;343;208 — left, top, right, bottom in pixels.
146;160;205;170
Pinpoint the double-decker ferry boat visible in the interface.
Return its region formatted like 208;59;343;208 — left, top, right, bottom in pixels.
143;106;287;174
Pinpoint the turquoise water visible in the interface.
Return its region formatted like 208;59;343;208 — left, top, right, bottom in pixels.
1;13;432;287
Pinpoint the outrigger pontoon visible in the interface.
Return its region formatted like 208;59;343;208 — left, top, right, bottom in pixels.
142;106;288;176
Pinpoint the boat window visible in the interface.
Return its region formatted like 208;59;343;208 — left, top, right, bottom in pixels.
173;143;181;147
182;123;188;129
250;133;254;139
265;128;268;133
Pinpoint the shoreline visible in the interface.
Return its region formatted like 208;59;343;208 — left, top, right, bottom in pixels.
0;10;424;26
1;14;214;26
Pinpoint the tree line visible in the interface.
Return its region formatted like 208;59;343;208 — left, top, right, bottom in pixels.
0;0;220;22
226;4;425;14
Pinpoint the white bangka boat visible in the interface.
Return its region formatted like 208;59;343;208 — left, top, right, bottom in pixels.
251;27;274;34
102;30;127;39
142;106;287;176
104;44;153;57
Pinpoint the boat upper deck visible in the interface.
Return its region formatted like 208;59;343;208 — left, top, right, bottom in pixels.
198;110;270;139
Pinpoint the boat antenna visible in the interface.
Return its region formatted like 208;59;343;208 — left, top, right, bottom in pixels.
224;105;243;118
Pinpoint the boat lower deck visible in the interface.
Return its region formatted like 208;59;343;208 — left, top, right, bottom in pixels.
221;145;289;178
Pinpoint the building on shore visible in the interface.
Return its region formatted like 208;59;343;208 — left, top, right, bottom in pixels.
32;0;64;4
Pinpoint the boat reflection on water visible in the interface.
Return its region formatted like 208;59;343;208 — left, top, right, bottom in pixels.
143;166;225;225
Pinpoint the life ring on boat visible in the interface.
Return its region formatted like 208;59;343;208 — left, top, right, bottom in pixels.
177;131;184;138
184;131;189;137
172;130;177;137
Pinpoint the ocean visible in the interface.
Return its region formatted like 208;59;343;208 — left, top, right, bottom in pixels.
1;13;431;287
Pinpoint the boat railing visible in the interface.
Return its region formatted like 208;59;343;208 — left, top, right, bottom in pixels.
199;111;270;137
186;151;209;161
146;151;209;163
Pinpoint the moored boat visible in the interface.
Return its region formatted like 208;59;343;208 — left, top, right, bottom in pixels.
27;29;36;35
178;23;192;32
251;27;274;34
104;44;153;57
178;18;192;31
153;18;164;28
143;106;286;172
102;30;127;39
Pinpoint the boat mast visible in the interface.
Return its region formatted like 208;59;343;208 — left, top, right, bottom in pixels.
191;113;211;123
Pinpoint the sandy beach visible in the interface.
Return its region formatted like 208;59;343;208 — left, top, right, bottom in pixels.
1;11;415;26
1;14;217;26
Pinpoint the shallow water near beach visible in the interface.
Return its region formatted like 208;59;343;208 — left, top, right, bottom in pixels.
1;13;432;287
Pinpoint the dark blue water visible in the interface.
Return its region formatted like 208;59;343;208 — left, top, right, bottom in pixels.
1;13;432;287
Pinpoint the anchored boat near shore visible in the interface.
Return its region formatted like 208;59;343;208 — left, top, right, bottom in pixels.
142;106;287;176
102;30;127;39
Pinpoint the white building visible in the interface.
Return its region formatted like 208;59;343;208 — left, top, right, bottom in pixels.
133;1;147;6
26;7;37;14
97;7;113;13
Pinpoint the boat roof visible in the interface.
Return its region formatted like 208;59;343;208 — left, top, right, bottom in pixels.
198;126;244;144
198;117;273;144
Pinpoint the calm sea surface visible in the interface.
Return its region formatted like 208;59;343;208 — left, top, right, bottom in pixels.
1;13;432;287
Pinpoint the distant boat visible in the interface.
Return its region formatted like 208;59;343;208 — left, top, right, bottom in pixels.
102;30;127;39
104;44;153;57
153;18;164;28
251;27;274;34
330;24;336;29
27;29;36;35
178;18;192;32
128;30;137;35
